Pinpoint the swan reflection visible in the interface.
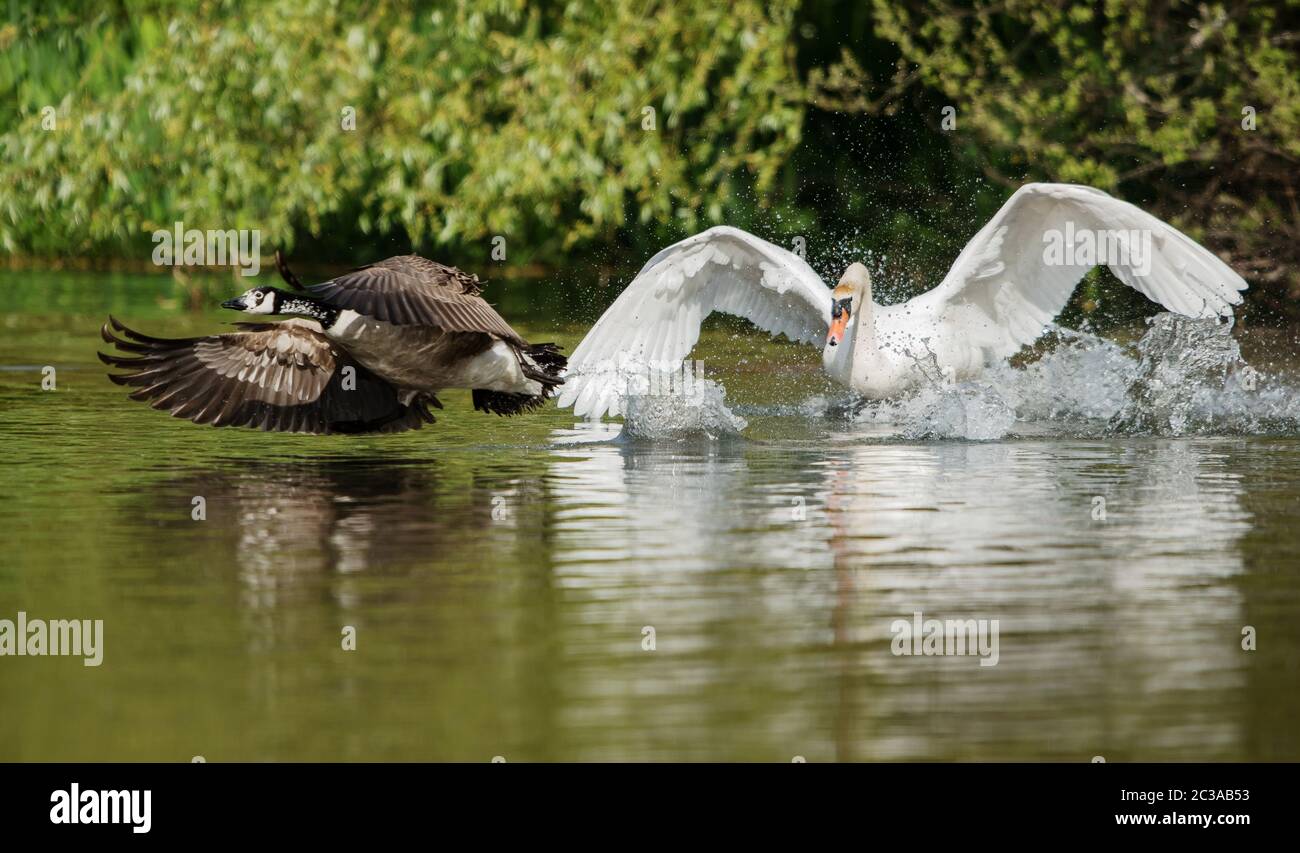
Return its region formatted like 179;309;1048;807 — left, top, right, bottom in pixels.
125;430;1256;760
543;432;1251;760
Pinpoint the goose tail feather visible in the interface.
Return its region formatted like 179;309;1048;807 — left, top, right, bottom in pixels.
474;342;567;416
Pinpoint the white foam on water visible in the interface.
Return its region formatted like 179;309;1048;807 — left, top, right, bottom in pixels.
854;314;1298;440
1108;313;1280;435
621;378;748;441
599;314;1299;442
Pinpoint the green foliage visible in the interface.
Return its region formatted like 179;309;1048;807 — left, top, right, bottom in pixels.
854;0;1300;319
3;0;1297;322
0;0;804;263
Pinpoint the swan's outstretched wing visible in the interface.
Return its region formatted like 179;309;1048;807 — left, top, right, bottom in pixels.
915;183;1247;360
559;226;832;419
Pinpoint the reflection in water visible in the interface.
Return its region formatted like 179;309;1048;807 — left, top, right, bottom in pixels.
537;434;1255;760
3;420;1289;761
822;441;1249;760
141;460;472;608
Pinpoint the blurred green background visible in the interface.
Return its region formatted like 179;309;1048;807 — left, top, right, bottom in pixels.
2;0;1297;320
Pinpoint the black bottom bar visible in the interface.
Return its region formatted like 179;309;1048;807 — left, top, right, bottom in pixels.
2;762;1281;838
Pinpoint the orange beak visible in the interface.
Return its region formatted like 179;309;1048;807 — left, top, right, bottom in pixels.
827;307;850;347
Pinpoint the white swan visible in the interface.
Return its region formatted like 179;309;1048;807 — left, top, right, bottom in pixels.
558;182;1248;418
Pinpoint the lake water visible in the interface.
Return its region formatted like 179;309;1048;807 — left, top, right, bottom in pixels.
1;269;1298;761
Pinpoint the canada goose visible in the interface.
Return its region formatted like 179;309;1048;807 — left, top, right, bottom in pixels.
100;254;566;434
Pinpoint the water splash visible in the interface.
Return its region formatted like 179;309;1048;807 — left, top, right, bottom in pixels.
852;314;1297;440
993;327;1138;424
856;380;1016;440
1110;314;1250;435
609;313;1297;442
621;378;748;441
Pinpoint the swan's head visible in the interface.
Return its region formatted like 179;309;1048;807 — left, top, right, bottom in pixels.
827;263;871;347
222;286;283;315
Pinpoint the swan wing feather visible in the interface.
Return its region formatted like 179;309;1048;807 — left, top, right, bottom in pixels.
915;183;1247;361
558;226;832;419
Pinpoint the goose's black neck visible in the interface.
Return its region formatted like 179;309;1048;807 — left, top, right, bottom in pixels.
274;290;339;328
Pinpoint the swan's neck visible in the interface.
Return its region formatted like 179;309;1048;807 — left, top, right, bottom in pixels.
847;289;880;388
823;282;878;388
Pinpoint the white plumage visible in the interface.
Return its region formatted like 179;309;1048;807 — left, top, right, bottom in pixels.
559;183;1247;418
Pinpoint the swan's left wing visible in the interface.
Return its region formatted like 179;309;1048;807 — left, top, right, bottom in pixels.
914;183;1247;361
558;226;832;419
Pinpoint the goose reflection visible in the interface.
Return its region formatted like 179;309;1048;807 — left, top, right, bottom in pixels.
134;457;543;611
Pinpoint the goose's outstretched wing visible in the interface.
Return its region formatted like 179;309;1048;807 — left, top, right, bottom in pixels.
558;226;832;419
307;254;525;343
914;182;1248;360
99;317;437;434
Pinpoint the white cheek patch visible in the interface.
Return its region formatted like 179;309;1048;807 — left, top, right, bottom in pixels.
247;297;275;315
327;309;364;335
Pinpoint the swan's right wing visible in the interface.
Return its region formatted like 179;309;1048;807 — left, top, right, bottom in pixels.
559;226;832;419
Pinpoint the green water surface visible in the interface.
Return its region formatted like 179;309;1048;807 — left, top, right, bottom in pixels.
1;269;1297;761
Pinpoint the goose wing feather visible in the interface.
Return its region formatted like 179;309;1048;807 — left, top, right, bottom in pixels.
99;317;434;434
308;254;525;343
558;226;832;419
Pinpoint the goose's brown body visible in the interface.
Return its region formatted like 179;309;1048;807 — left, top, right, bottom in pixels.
325;310;526;395
100;254;565;433
100;317;437;433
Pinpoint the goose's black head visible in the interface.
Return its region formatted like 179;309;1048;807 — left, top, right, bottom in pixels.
222;287;338;327
222;286;283;315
